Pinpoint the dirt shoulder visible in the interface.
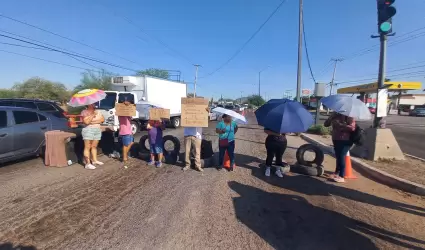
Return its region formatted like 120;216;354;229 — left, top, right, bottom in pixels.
0;115;425;249
304;133;425;186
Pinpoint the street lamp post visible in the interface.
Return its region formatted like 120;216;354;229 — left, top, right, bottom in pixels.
258;66;270;97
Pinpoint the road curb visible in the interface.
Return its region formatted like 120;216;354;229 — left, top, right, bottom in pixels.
300;133;425;196
404;153;425;162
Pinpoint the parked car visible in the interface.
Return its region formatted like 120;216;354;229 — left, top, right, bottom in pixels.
368;107;376;114
0;106;70;163
409;108;425;117
0;98;68;119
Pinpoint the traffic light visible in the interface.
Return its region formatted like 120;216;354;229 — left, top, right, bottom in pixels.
377;0;396;34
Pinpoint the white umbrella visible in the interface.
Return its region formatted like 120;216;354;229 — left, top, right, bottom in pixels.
321;94;372;120
212;107;247;124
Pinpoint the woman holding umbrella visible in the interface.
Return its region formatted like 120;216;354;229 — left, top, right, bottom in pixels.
324;114;355;182
212;107;246;171
69;89;106;170
322;94;371;183
255;99;314;178
264;128;287;178
81;104;105;169
216;114;238;171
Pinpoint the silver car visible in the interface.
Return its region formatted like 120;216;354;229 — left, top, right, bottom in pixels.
0;106;70;163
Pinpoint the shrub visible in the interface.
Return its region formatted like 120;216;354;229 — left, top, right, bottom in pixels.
307;125;331;135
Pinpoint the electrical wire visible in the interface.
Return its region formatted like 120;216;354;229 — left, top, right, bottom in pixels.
314;59;332;79
302;17;316;83
0;40;102;69
0;14;145;67
341;26;425;61
0;48;103;73
200;0;288;78
335;70;425;85
98;2;194;65
0;34;139;72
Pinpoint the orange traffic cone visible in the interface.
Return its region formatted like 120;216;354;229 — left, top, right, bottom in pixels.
223;151;231;169
344;151;357;179
223;150;236;169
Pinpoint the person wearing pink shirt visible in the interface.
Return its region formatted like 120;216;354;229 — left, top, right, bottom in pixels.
118;101;134;166
324;113;356;183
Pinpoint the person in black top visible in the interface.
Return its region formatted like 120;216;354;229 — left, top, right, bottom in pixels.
264;128;287;178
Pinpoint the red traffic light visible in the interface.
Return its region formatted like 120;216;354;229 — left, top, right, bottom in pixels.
384;0;395;5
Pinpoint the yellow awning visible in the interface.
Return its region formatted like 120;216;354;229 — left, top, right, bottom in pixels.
337;82;422;94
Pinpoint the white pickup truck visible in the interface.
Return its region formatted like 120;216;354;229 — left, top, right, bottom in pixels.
95;75;187;135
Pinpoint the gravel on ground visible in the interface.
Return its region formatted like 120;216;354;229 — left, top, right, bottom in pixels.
0;112;424;250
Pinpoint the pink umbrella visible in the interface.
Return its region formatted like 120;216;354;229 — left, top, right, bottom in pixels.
68;89;106;107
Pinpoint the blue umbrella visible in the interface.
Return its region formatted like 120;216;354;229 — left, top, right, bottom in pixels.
255;99;314;133
321;94;372;120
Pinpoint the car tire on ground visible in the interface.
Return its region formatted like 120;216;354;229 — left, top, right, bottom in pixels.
290;163;325;176
171;117;181;128
296;144;324;166
139;135;150;153
162;135;181;156
131;121;140;135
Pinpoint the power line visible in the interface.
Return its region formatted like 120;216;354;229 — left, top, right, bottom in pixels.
200;0;288;78
0;14;145;67
302;17;316;83
0;48;103;73
0;40;102;70
335;70;425;85
314;59;332;79
98;2;194;65
341;26;425;61
0;34;139;72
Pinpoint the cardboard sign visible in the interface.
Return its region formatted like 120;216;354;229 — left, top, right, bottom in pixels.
149;108;170;121
115;103;136;117
181;97;209;127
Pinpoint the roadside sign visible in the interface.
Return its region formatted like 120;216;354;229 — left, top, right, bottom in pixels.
302;89;311;96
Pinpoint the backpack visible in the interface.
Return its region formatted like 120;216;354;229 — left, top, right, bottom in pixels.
350;124;365;146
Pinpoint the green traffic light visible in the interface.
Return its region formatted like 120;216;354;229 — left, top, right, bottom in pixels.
380;22;392;32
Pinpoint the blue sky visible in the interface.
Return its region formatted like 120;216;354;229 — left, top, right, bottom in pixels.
1;0;425;100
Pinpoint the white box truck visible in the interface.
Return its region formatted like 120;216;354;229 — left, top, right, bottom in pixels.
96;75;187;134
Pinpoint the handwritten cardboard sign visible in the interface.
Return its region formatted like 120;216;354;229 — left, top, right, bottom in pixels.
181;97;209;127
115;103;136;117
149;108;170;121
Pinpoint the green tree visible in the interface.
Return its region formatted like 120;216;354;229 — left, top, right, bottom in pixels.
247;95;265;107
12;77;70;103
74;70;114;92
137;68;169;79
0;89;18;98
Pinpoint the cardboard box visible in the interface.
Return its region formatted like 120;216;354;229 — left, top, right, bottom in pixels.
115;103;136;117
149;108;170;121
181;97;209;127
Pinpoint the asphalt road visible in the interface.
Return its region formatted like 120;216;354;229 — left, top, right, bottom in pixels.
315;114;425;159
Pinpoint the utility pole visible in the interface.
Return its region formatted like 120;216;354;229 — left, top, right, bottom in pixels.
258;72;261;97
326;58;343;114
193;64;201;97
295;0;303;102
373;34;388;128
328;58;343;96
240;91;243;104
258;66;270;97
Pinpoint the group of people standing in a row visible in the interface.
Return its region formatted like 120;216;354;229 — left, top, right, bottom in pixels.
79;105;243;171
79;102;355;183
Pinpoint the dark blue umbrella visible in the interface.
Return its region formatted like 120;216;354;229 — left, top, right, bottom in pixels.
255;99;314;133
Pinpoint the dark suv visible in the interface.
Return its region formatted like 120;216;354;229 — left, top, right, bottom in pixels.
0;98;67;119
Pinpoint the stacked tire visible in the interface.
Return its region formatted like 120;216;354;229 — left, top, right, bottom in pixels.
139;135;180;164
291;144;325;176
